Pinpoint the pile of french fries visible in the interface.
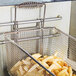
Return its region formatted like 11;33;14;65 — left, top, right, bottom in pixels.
10;53;76;76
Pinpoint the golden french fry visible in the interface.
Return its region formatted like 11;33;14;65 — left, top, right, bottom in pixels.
53;62;61;69
25;57;31;61
18;66;25;75
72;74;76;76
24;69;38;76
23;66;28;71
68;66;72;76
10;53;75;76
41;62;49;68
53;69;60;76
48;64;56;71
16;70;21;76
43;55;48;58
38;58;44;61
22;59;31;65
57;69;69;76
38;69;44;73
32;53;42;59
28;64;39;72
10;61;22;73
42;56;54;62
62;66;68;70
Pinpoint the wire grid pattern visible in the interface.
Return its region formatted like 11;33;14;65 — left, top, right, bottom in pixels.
6;42;26;71
68;37;76;61
18;29;39;38
0;35;7;76
0;44;6;76
12;7;40;21
48;33;68;59
5;27;76;73
19;40;37;54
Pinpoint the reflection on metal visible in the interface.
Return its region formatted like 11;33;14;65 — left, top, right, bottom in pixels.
0;27;60;44
69;1;76;61
0;16;62;27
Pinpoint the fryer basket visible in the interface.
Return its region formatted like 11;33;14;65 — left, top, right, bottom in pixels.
5;27;76;76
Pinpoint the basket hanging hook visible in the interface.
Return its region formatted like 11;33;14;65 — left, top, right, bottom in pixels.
17;2;44;8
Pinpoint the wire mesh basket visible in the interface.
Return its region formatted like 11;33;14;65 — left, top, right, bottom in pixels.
5;27;76;76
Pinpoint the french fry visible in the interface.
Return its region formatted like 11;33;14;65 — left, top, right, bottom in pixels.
62;66;68;70
53;69;60;75
48;64;56;71
14;61;22;67
38;58;44;61
10;61;22;73
22;59;31;65
54;62;61;69
43;55;48;59
38;69;44;73
68;66;72;76
57;69;69;76
28;64;39;72
32;53;42;59
25;57;31;61
10;53;76;76
72;74;76;76
24;69;43;76
16;70;21;76
23;66;28;71
19;66;25;75
24;69;36;76
41;62;49;68
42;56;54;62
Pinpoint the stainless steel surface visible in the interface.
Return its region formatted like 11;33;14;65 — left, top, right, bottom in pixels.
4;27;76;76
69;1;76;61
55;27;76;71
0;27;59;43
10;2;46;56
4;27;59;76
5;27;59;76
36;22;40;53
40;4;46;55
0;16;62;45
70;1;76;38
0;27;60;45
0;1;75;76
5;36;55;76
0;16;62;27
0;26;76;76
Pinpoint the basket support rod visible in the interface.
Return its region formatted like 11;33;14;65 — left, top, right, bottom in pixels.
40;4;46;55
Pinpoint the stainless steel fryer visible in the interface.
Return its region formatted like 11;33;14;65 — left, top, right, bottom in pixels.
0;1;76;76
4;27;76;76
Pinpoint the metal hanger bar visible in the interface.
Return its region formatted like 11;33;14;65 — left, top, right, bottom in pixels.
0;27;59;44
0;16;62;27
0;33;60;45
0;27;56;35
55;27;76;42
17;33;60;42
